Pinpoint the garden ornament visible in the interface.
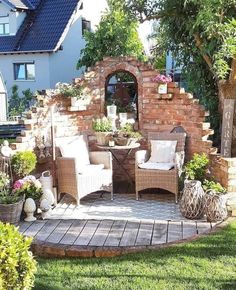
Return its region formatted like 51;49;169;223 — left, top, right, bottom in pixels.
24;198;37;222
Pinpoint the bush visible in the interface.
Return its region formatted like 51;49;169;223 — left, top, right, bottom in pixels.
184;153;209;182
11;151;37;178
202;179;227;194
0;222;37;289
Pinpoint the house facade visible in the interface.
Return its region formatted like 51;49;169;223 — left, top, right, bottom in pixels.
0;0;107;104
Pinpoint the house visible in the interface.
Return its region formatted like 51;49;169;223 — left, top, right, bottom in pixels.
0;71;7;121
0;0;107;99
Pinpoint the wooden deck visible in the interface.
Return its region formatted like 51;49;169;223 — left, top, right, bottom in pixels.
19;219;215;249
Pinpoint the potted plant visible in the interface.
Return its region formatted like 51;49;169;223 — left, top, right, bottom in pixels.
179;153;209;219
56;78;88;107
92;117;113;146
13;175;43;202
11;150;37;180
117;123;142;146
202;179;228;222
0;172;24;224
152;74;172;94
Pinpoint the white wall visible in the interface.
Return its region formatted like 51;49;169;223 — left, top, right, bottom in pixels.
0;53;51;95
0;72;7;121
49;14;85;87
48;0;108;87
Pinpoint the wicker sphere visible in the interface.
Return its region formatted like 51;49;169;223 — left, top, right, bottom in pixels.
180;180;205;219
204;192;228;222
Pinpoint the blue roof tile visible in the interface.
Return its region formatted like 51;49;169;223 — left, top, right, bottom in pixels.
0;0;80;53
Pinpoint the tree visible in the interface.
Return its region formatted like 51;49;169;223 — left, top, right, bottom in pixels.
77;2;145;69
124;0;236;153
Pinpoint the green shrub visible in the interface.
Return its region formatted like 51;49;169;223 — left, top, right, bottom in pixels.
11;151;37;178
202;179;227;194
92;117;113;132
0;222;37;290
184;153;209;182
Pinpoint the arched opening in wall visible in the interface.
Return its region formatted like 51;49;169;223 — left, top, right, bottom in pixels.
105;70;138;120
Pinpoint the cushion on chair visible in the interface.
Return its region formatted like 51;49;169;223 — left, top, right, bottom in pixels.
77;164;104;174
138;162;175;170
148;140;177;163
56;135;90;165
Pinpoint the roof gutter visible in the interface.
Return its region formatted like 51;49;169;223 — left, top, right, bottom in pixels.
0;49;54;55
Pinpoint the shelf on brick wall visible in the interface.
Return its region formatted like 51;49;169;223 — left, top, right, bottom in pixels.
67;105;87;112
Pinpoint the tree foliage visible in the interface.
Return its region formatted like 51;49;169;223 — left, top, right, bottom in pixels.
124;0;236;145
77;3;145;69
125;0;236;81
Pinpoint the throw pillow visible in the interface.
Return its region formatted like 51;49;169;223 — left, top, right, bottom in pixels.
56;135;90;166
148;140;177;163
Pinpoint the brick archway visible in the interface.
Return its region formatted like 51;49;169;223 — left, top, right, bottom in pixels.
82;56;216;158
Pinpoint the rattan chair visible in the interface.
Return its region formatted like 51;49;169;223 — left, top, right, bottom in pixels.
56;136;113;205
135;132;186;203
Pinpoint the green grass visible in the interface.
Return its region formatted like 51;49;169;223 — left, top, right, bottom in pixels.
34;221;236;290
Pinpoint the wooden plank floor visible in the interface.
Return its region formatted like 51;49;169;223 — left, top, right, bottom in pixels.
18;219;214;248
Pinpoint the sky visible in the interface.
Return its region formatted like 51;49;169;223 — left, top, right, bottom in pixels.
83;0;153;54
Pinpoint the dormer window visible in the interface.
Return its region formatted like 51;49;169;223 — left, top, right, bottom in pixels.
82;18;91;36
0;15;9;35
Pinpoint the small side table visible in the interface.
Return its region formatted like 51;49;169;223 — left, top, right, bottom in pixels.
97;143;140;185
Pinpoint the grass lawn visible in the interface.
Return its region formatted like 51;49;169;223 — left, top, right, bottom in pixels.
34;221;236;290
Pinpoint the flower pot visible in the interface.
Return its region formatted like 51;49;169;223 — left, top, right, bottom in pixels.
204;191;228;222
157;83;168;94
0;197;24;224
95;132;112;146
179;180;205;219
71;97;86;107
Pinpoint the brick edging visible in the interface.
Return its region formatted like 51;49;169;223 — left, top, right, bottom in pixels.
30;217;235;258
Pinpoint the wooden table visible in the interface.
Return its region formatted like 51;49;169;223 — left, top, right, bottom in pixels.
97;143;140;184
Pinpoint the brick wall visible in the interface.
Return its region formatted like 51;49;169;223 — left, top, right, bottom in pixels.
12;56;220;184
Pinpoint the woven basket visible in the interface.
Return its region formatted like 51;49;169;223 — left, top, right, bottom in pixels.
0;198;24;224
179;180;205;219
204;191;228;222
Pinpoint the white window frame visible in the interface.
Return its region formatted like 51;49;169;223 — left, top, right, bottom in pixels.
13;62;36;81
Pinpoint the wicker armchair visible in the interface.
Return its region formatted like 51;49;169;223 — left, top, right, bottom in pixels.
56;137;113;205
135;132;186;203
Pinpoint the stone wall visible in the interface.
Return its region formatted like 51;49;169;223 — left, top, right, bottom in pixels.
11;56;219;185
209;154;236;192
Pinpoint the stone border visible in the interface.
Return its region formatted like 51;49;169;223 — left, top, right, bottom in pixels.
30;217;235;258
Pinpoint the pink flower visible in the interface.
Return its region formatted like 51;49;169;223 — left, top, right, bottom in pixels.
13;179;24;190
153;74;172;84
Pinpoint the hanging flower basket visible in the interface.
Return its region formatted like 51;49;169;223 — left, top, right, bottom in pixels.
179;180;205;219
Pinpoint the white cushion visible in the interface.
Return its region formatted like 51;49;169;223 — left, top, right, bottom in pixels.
138;162;175;170
56;135;90;165
77;164;104;175
148;140;177;163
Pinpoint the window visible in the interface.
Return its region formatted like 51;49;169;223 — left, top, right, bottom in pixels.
0;23;9;35
82;18;91;36
14;63;35;80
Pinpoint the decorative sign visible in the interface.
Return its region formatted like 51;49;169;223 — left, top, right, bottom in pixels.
221;99;235;157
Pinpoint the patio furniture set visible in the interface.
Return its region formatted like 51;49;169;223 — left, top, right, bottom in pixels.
55;132;186;205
